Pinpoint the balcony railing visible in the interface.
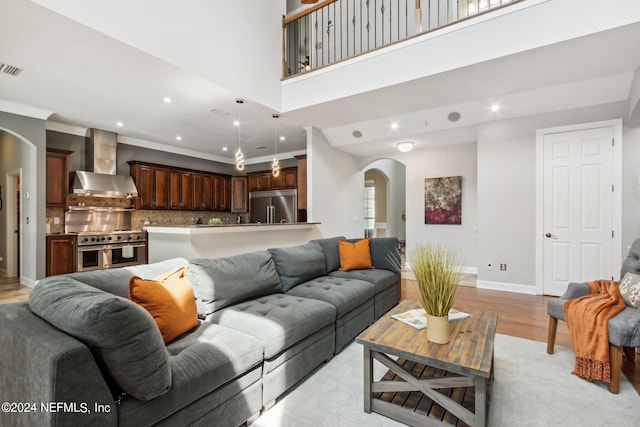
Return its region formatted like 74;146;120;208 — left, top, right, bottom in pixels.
283;0;522;78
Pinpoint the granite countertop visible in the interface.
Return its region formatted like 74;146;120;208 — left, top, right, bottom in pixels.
144;222;319;228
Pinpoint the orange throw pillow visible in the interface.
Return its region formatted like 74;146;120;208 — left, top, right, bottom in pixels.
129;266;198;344
338;238;374;271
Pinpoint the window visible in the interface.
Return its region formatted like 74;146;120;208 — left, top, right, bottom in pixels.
364;180;375;237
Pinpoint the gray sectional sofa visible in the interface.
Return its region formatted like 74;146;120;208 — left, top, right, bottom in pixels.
0;236;400;427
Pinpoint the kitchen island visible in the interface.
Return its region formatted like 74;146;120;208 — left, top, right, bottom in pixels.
145;223;322;262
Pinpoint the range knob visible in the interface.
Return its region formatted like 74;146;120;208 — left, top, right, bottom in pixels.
83;237;89;243
116;235;122;241
107;236;112;241
90;237;96;242
136;235;142;240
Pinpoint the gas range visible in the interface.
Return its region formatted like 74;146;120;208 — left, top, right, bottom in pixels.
77;230;147;246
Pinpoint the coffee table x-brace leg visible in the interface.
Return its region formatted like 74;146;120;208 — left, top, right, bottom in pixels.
363;348;488;427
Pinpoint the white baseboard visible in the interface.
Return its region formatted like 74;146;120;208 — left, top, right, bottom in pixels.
21;277;36;288
476;280;538;295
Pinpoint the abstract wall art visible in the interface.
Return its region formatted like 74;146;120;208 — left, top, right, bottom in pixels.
424;176;462;225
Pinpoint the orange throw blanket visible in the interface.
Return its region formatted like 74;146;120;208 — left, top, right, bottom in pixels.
563;279;625;383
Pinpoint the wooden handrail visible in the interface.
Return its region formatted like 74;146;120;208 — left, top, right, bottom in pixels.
283;0;338;26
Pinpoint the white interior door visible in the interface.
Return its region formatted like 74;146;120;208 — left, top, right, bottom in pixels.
542;126;616;296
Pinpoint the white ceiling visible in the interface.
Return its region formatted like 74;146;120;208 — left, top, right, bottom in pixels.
1;0;640;164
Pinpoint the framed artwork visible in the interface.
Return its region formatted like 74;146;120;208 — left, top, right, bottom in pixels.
424;176;462;225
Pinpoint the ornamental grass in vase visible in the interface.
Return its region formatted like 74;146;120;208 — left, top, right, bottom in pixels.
410;243;463;344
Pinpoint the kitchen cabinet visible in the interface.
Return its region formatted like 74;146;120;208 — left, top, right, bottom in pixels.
46;234;76;276
129;163;170;209
231;176;248;213
213;175;230;211
192;173;213;211
170;170;192;210
248;168;297;192
46;148;72;208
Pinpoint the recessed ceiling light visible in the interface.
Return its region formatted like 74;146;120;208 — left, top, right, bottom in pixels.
233;120;240;127
352;130;363;138
490;104;500;112
279;136;286;141
391;123;399;130
447;112;461;122
176;136;182;141
116;121;124;127
397;141;414;152
163;96;172;104
222;146;228;152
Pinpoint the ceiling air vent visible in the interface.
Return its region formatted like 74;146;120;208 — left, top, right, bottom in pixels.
0;63;23;77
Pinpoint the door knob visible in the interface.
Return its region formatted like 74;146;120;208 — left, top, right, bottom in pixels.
545;233;557;239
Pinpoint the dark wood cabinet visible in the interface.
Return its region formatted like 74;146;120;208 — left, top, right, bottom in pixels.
231;176;248;213
130;161;232;212
46;149;72;208
130;164;170;210
295;155;307;222
46;235;76;276
170;170;192;210
213;175;231;211
247;168;297;192
192;173;213;211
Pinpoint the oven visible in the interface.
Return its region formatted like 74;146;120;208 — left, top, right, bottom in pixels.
77;231;147;272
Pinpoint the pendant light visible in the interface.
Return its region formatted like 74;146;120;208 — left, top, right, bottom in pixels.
271;113;281;178
235;98;245;171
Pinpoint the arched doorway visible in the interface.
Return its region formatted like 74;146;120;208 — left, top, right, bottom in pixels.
362;159;406;242
0;128;38;285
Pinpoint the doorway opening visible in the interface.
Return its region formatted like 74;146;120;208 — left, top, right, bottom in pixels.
5;170;21;279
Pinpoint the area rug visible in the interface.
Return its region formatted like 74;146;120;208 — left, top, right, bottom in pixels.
252;334;640;426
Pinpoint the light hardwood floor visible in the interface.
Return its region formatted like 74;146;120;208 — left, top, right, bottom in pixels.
1;275;638;394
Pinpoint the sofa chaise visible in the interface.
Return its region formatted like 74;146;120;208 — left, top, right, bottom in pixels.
0;236;400;427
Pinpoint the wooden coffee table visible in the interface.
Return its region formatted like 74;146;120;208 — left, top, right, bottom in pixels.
355;300;497;427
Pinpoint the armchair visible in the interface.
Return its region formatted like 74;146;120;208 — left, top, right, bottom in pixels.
546;238;640;394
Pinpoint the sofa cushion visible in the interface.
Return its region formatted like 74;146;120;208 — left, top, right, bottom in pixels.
29;276;171;401
338;238;374;271
285;276;375;318
369;237;401;272
119;322;264;426
330;268;399;294
619;272;640;308
187;251;281;317
312;236;345;273
129;266;198;343
208;294;336;359
268;241;326;292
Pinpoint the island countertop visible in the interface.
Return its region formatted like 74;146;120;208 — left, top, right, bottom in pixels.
145;222;320;234
145;222;322;262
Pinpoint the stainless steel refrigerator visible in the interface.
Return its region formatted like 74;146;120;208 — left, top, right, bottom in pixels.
249;189;297;224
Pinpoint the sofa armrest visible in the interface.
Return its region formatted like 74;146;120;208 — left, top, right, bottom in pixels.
0;303;117;427
561;282;591;300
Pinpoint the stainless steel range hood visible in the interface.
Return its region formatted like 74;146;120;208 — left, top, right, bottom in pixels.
71;129;139;198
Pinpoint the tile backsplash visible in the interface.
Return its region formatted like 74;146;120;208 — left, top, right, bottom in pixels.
47;195;248;233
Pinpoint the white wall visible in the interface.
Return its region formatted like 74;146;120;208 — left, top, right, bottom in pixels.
402;143;478;271
307;127;363;239
476;101;636;294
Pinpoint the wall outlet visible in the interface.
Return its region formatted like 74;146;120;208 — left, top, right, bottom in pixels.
486;263;494;271
54;217;60;224
500;263;507;271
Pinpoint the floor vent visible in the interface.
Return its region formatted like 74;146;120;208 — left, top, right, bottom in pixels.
0;63;23;77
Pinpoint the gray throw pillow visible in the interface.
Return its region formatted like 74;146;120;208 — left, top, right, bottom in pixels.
29;276;171;401
619;272;640;308
269;241;326;292
187;250;281;317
